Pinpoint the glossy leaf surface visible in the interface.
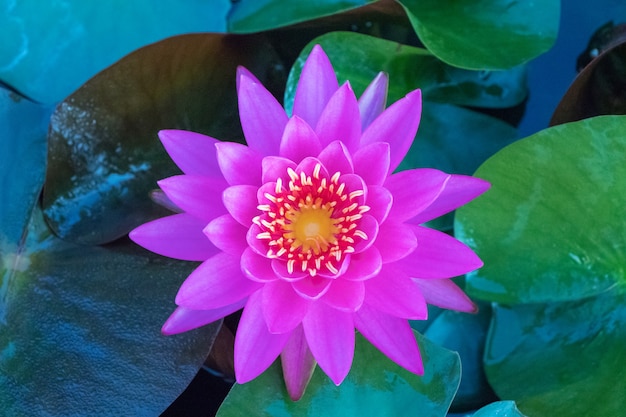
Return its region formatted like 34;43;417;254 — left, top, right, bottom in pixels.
456;116;626;304
42;33;285;245
216;332;460;417
472;401;527;416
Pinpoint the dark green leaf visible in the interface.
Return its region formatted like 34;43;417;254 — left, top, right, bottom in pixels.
216;332;460;417
456;116;626;304
0;0;229;103
484;288;626;417
42;33;286;245
398;0;560;70
0;210;220;416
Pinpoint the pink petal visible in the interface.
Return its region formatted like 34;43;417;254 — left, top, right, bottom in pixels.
162;300;246;335
241;248;279;282
363;264;428;320
385;168;450;222
280;325;316;401
175;252;262;309
279;116;322;163
271;259;308;282
409;174;491;224
223;184;259;226
246;224;270;257
262;156;297;184
358;72;389;130
237;69;288;156
353;214;379;254
295;156;329;179
374;221;417;263
215;141;263;186
397;225;483;278
302;301;354;385
360;89;422;173
341;246;382;281
354;304;423;375
158;175;228;222
262;280;310;334
236;66;262;89
315;82;361;152
234;290;291;383
414;278;477;313
129;213;217;261
292;275;333;300
293;45;339;127
203;214;248;256
339;173;367;205
322;279;365;312
317;141;354;176
353;142;390;186
159;130;222;178
366;185;393;223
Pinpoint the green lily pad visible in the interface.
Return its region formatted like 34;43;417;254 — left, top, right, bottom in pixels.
484;288;626;417
398;0;560;70
0;0;230;103
285;32;527;111
42;33;286;245
0;209;220;416
456;116;626;304
472;401;527;416
216;331;460;417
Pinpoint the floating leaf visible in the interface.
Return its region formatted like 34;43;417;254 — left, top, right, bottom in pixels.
216;332;460;417
472;401;527;416
398;0;560;70
42;33;286;245
456;116;626;304
484;288;626;417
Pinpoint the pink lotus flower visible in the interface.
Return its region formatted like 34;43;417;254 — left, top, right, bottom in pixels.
130;45;489;400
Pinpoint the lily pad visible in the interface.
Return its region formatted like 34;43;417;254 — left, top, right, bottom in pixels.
216;331;460;417
472;401;527;416
42;33;286;245
398;0;560;70
484;288;626;417
456;116;626;304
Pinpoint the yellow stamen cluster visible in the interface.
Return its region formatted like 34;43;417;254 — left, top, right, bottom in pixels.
253;164;370;276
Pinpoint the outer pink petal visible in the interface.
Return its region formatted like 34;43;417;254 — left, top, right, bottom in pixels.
293;45;339;127
366;185;393;224
414;278;477;313
302;301;354;385
203;214;248;256
358;72;389;131
354;304;423;375
409;175;491;224
158;175;228;222
262;280;310;334
385;168;450;222
353;214;379;254
363;264;428;320
159;130;222;178
161;300;246;335
341;246;382;281
237;69;288;156
129;213;217;261
317;141;354;176
353;142;390;186
241;248;279;282
322;279;364;312
279;116;322;163
281;325;316;401
360;89;422;173
271;259;308;282
215;142;263;186
315;82;361;152
175;252;262;309
374;221;418;263
397;225;483;278
223;185;260;226
235;290;291;383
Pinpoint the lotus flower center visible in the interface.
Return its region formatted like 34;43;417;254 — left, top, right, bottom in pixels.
254;164;369;276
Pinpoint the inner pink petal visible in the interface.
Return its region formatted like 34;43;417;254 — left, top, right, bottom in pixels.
262;156;297;184
291;275;333;300
317;141;354;176
262;280;311;334
353;142;390;186
241;247;279;283
215;141;263;186
279;116;322;163
223;184;260;226
321;279;365;312
203;214;248;256
341;246;382;281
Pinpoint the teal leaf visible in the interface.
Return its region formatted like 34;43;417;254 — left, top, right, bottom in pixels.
484;288;626;417
472;401;527;416
398;0;560;70
0;0;230;103
456;116;626;304
42;33;286;245
216;332;460;417
0;210;220;416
